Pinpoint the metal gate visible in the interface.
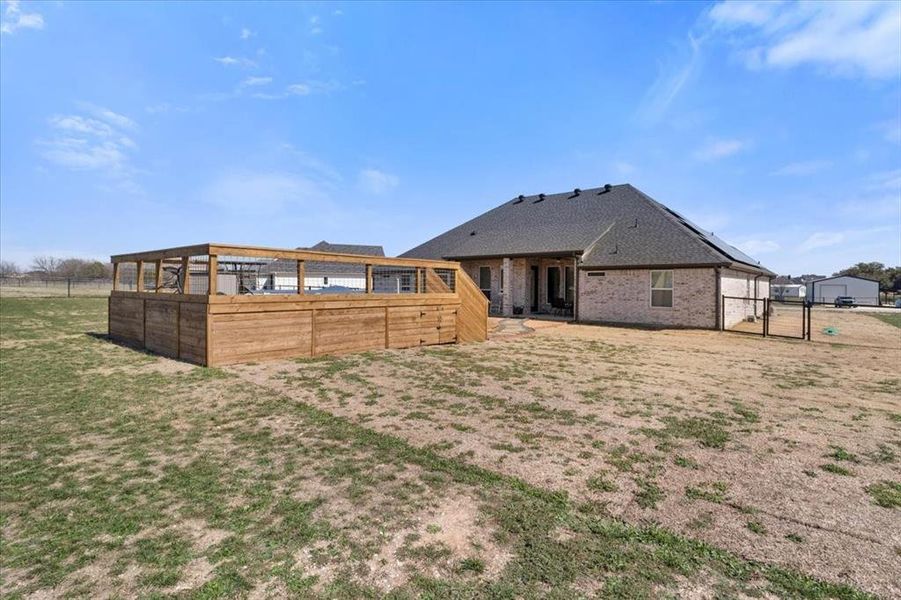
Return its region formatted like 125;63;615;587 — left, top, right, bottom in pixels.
766;299;809;340
721;296;810;340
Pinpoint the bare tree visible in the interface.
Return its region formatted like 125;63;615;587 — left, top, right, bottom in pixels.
0;260;20;276
31;256;62;275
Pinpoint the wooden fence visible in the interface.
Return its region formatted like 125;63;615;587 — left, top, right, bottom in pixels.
108;243;488;366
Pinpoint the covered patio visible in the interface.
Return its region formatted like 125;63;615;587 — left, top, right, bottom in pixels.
461;255;578;319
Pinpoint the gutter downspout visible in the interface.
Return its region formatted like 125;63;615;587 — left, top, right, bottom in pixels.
753;274;762;318
714;266;722;330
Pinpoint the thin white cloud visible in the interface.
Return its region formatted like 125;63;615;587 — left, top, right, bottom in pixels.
239;27;254;40
48;115;115;138
693;138;747;161
864;168;901;191
214;56;257;68
707;1;901;79
799;231;845;252
38;137;128;170
613;161;637;176
77;102;138;130
875;117;901;144
37;105;142;193
201;171;332;215
252;80;343;100
358;169;399;195
637;34;702;124
0;0;44;35
737;239;780;255
279;143;342;182
309;15;322;35
770;160;832;176
145;102;189;114
241;76;272;87
796;226;894;253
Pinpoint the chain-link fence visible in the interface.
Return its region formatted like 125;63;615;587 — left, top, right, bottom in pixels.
0;276;114;297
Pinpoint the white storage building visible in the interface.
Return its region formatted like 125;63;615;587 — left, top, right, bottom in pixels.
807;275;880;305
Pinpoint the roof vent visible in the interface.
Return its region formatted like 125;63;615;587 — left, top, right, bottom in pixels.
598;183;613;195
512;195;524;205
470;231;477;236
568;188;581;199
533;193;546;203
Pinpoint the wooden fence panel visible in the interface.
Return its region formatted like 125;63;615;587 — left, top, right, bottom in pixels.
109;296;144;344
144;300;178;358
109;246;488;365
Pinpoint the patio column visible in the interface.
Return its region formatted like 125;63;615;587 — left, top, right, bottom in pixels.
501;257;513;316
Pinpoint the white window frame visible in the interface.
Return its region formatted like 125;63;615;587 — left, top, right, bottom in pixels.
649;270;674;308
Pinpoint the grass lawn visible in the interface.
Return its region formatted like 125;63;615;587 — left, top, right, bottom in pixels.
869;311;901;329
0;297;892;598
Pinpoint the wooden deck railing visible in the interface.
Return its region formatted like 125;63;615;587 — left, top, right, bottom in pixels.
108;243;488;365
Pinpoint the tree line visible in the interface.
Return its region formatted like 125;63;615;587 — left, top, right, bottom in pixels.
833;262;901;291
0;257;113;279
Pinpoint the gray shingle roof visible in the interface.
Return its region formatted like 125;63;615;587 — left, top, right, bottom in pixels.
307;241;385;257
401;184;773;275
261;241;384;276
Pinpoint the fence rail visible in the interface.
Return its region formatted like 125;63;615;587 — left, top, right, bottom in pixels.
0;276;116;297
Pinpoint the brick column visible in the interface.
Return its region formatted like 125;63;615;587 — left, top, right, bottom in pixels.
502;257;513;316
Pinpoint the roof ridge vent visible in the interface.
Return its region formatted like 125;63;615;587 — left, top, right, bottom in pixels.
568;188;581;199
533;193;546;203
597;183;614;195
512;194;525;205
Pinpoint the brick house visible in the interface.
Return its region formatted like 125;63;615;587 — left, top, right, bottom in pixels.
401;184;774;329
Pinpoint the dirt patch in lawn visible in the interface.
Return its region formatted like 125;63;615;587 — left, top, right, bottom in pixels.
231;313;901;597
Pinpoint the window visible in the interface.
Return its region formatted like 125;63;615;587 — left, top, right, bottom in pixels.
650;270;673;308
547;267;560;303
479;266;491;300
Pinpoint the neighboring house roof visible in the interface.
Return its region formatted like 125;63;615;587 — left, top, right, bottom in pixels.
401;184;774;275
773;275;812;285
261;241;384;277
306;241;385;257
811;274;880;284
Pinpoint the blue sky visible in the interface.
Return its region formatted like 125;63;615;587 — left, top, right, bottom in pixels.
1;0;899;276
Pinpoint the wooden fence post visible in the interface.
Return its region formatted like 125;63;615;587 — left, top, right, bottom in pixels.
154;260;163;291
112;262;120;291
366;264;373;293
136;260;145;292
208;255;218;295
297;260;305;295
181;256;191;294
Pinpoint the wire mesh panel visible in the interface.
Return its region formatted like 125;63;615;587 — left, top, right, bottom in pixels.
186;256;210;295
217;255;272;294
433;268;456;293
766;300;805;339
220;255;311;294
117;262;138;291
305;260;366;294
372;266;417;294
157;259;183;293
141;262;157;292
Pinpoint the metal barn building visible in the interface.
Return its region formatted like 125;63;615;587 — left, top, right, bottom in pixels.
807;275;879;305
